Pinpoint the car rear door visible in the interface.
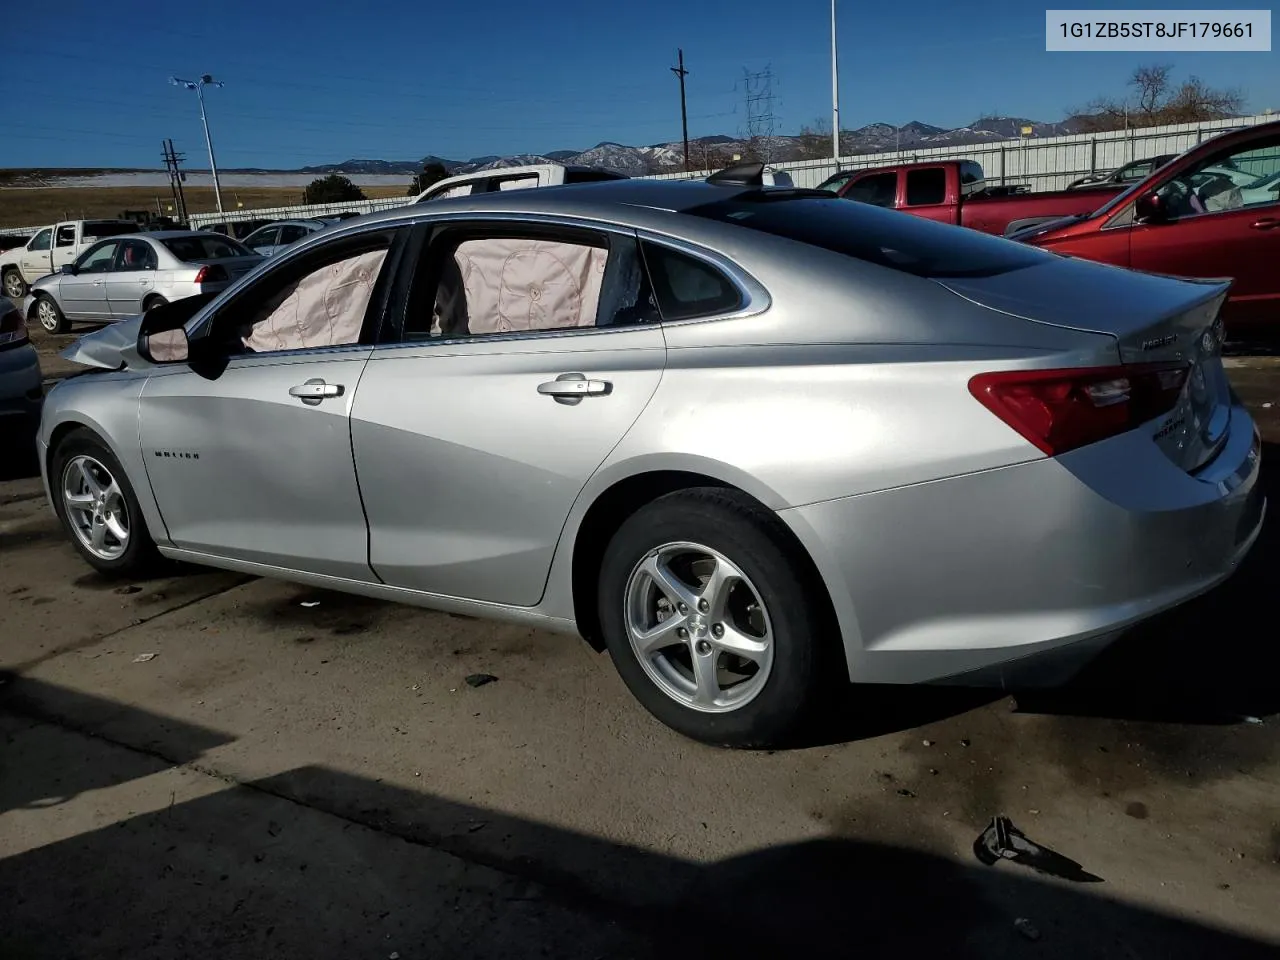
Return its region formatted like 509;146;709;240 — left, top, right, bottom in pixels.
137;226;406;579
106;238;159;317
51;223;79;272
899;166;953;224
350;218;666;606
1129;132;1280;328
61;241;117;318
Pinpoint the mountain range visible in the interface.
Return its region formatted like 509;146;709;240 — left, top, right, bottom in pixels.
296;116;1086;178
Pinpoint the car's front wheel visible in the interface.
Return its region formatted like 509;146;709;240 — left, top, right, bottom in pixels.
598;488;831;748
34;295;68;334
50;428;161;577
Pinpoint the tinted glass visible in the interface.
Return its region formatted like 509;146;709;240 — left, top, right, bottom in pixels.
77;241;119;273
816;172;854;194
845;172;897;207
246;227;279;250
564;169;628;183
905;168;947;206
163;236;254;261
640;241;742;321
278;225;310;244
84;221;141;239
685;194;1050;279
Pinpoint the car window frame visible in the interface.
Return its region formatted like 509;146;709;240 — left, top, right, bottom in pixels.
187;224;410;359
75;240;121;273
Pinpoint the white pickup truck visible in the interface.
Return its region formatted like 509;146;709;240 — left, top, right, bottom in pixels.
413;163;627;203
2;220;142;298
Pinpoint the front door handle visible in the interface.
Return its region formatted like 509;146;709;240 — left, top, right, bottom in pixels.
1250;218;1280;230
289;379;345;406
537;373;612;405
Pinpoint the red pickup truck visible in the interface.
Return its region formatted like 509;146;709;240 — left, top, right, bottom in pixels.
817;160;1123;237
1012;120;1280;329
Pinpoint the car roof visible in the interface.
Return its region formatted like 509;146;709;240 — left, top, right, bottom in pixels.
131;230;241;241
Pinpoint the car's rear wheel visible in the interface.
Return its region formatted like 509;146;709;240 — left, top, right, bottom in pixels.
2;268;26;299
51;429;160;577
143;295;168;312
598;488;830;748
34;295;68;334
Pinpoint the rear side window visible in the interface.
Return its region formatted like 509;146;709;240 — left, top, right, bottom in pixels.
640;242;742;321
905;168;947;206
685;194;1051;279
564;169;627;184
84;222;141;239
494;174;540;192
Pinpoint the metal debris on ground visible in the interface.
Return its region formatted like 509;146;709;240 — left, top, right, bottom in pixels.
974;815;1102;882
300;601;320;608
465;673;498;688
131;652;157;663
922;739;934;746
1014;918;1041;941
896;788;916;798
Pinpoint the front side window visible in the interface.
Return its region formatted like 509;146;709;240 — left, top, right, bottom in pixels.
205;235;394;355
76;241;119;273
845;172;897;208
817;172;854;194
29;229;51;252
905;168;947;206
422;183;473;202
1153;136;1280;218
116;239;157;272
408;227;655;340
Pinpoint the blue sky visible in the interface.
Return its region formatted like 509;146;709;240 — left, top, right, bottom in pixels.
5;0;1276;170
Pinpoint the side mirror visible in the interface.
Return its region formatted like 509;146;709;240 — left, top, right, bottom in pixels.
138;327;189;364
60;263;77;275
1134;192;1167;224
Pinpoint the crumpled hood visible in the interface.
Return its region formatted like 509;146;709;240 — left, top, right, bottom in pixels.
60;315;144;370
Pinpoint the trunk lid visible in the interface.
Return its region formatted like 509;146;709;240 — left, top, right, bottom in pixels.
937;257;1232;473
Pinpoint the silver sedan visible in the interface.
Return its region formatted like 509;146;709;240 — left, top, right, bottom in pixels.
35;178;1265;747
25;231;263;333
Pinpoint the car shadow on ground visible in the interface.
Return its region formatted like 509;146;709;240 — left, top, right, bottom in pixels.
1;675;1275;960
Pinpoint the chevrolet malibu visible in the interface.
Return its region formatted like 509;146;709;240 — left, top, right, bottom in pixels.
36;178;1265;747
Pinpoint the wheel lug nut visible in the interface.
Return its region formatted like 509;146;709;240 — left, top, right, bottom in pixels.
677;603;688;614
712;623;724;638
676;627;688;639
697;599;709;613
695;639;713;656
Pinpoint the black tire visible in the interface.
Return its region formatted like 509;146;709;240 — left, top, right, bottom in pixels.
33;294;69;334
598;488;832;748
50;428;161;578
143;295;168;312
2;268;26;299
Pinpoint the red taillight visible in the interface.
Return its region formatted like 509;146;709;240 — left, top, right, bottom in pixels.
193;264;228;284
969;363;1189;456
0;305;28;348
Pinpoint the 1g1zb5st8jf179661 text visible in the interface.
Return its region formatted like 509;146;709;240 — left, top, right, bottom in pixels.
1045;10;1271;52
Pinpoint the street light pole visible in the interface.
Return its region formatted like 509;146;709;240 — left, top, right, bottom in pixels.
830;0;840;160
171;75;226;215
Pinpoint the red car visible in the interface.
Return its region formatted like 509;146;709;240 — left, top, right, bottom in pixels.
818;160;1123;237
1014;120;1280;330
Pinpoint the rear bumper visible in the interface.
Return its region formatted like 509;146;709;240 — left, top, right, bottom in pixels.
783;403;1264;685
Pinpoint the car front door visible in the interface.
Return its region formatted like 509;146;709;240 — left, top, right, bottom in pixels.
106;238;159;317
350;219;667;606
1128;134;1280;327
137;226;405;579
61;241;118;318
19;228;53;282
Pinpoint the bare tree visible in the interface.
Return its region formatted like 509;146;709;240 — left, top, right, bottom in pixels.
1069;64;1244;132
795;118;832;160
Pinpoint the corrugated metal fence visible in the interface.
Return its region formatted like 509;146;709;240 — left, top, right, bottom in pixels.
5;112;1275;236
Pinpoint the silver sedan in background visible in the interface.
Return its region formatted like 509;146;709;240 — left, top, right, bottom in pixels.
25;231;262;333
35;178;1265;747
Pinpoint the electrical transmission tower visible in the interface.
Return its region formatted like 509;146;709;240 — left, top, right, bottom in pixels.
161;139;189;224
740;66;777;162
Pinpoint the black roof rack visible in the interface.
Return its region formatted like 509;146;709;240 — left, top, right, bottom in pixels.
706;161;767;186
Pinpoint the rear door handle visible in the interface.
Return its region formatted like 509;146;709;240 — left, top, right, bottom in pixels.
1250;218;1280;230
537;373;612;405
289;379;345;406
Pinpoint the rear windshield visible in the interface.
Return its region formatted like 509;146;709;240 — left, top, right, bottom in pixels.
84;221;141;239
163;235;254;261
565;169;628;184
685;193;1050;278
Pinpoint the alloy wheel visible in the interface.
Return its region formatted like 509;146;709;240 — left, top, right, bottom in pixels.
61;455;130;560
623;541;774;713
2;272;23;298
36;299;60;333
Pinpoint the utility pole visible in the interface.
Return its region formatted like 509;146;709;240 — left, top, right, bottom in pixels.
831;0;841;160
161;139;189;224
671;49;690;173
171;75;226;214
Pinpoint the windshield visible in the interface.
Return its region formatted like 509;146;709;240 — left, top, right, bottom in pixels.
163;235;255;261
686;193;1051;278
